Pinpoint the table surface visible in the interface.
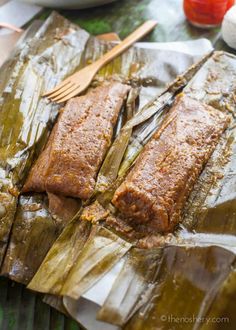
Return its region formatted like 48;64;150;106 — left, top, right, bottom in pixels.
0;1;234;330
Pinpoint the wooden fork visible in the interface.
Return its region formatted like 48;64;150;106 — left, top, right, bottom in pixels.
44;20;157;103
0;22;22;32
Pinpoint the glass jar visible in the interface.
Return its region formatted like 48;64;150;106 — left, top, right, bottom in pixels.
184;0;235;28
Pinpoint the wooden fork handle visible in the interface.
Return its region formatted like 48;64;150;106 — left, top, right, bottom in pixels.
95;20;157;68
0;22;23;33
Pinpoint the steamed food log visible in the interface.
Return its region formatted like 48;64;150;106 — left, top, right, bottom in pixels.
47;193;81;223
112;95;229;232
22;128;56;193
23;82;130;199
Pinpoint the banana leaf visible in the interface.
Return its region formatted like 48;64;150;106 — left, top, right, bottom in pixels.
97;51;236;328
124;246;236;330
63;51;236;327
0;12;96;279
181;126;236;238
96;52;212;197
43;295;69;316
1;194;61;284
28;224;131;297
1;12;206;285
27;219;91;294
97;247;162;326
201;269;236;329
0;12;132;281
0;20;43;94
60;226;131;299
100;51;236;236
4;12;236;330
180;51;236;240
27;50;213;298
184;51;236;112
0;21;45;266
0;186;17;267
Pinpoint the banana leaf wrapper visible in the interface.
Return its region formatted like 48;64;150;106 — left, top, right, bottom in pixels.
27;219;92;295
95;51;236;327
43;295;70;316
124;246;236;330
97;247;162;326
98;51;236;236
59;246;236;329
96;52;212;200
28;224;131;298
55;51;236;327
201;269;236;329
26;55;211;298
0;21;46;266
0;12;96;276
1;194;64;284
0;186;17;269
0;12;132;281
180;51;236;240
27;52;212;297
2;13;206;285
2;88;133;285
5;14;234;328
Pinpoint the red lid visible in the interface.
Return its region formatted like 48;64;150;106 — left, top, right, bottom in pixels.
184;0;235;26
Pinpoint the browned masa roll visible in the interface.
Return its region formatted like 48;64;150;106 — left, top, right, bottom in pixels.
22;82;130;199
112;95;229;233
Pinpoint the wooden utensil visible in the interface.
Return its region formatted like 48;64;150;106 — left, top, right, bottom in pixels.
0;22;22;32
97;32;121;42
0;23;23;66
44;20;157;103
0;0;42;67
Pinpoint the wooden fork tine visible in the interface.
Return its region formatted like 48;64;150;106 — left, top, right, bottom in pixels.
50;84;80;102
48;82;77;100
53;86;84;103
43;80;72;97
44;20;157;101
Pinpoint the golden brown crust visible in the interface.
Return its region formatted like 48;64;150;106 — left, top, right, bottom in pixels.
112;95;229;233
47;193;80;224
22;128;56;193
22;82;130;199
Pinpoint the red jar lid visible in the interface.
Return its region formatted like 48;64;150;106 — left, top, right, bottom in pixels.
184;0;235;27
